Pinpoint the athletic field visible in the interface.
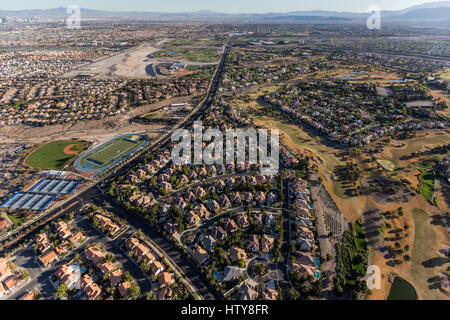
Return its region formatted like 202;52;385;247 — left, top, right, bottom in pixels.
75;134;147;173
25;140;90;170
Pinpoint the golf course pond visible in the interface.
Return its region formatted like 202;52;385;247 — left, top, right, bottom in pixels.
387;277;417;300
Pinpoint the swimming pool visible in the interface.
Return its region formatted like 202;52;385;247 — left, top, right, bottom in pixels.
308;203;314;209
213;270;221;282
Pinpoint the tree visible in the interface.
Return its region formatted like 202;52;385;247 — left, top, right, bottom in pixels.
146;291;156;300
122;271;133;282
127;285;141;300
56;284;68;299
287;287;300;300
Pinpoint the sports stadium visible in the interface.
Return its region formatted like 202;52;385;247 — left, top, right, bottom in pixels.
74;134;148;175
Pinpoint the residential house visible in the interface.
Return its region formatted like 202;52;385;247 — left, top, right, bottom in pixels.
224;219;238;234
100;262;118;276
242;192;254;204
296;226;314;240
69;231;84;244
191;244;210;266
55;221;68;233
292;263;316;279
235;213;249;228
186;211;201;226
222;266;243;282
211;226;227;241
133;244;150;263
240;284;258;300
267;192;278;204
253;214;264;227
247;235;260;253
158;272;175;288
142;251;156;265
55;241;70;255
150;261;164;276
19;291;35;300
118;281;131;298
93;214;121;236
200;234;217;253
261;288;279;300
38;250;58;268
193;186;206;198
55;264;78;289
297;238;314;252
58;228;72;240
205;199;221;214
158;287;174;300
254;191;266;206
164;221;179;234
230;246;247;261
108;269;123;287
194;204;211;220
126;237;140;251
218;195;232;209
261;234;276;253
229;192;242;206
85;246;106;266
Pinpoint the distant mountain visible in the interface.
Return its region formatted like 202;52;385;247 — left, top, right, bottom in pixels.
396;1;450;14
398;7;450;19
0;1;449;23
260;15;351;22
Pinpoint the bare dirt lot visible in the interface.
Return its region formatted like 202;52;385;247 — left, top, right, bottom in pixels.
0;94;201;145
61;40;217;79
61;44;163;79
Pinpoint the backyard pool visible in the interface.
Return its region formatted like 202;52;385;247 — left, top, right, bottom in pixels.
213;270;222;282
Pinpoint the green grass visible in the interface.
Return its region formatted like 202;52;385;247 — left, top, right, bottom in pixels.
417;168;435;204
389;134;450;163
154;47;219;63
25;140;90;170
79;136;144;169
144;112;159;119
354;221;369;254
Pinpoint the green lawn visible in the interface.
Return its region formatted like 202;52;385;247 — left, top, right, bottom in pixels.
80;136;144;169
417;168;435;204
25;140;90;170
154;47;219;63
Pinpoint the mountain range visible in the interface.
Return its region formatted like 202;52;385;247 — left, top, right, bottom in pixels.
1;1;450;23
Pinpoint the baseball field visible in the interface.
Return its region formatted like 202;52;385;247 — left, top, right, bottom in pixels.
25;140;91;170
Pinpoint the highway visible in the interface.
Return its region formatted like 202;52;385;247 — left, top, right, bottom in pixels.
0;37;233;300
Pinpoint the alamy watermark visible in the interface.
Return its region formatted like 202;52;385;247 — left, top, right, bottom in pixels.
367;5;381;30
67;5;81;29
171;121;279;176
366;265;381;290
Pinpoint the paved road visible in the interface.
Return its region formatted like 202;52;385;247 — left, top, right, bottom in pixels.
1;37;233;299
8;213;152;300
97;191;222;300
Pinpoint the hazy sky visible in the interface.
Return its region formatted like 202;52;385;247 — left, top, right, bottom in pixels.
0;0;443;13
